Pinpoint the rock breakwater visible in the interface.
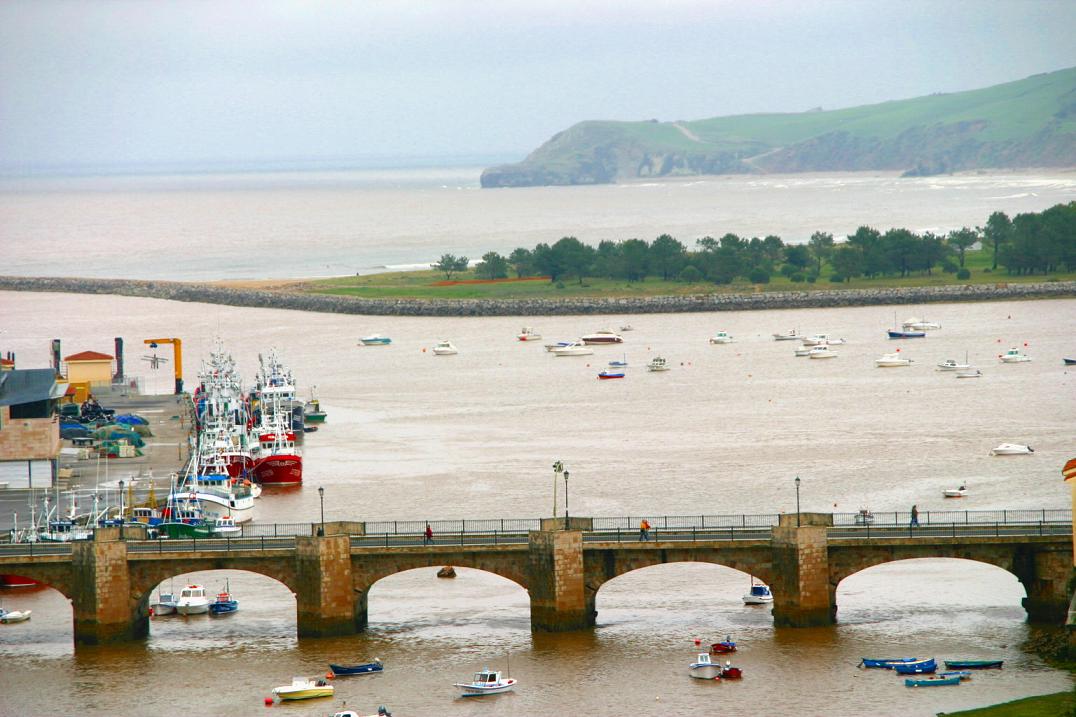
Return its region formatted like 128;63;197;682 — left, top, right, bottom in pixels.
2;276;1074;317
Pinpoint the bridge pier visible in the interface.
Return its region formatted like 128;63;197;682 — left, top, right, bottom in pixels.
770;514;836;628
295;533;360;638
72;528;147;644
1013;545;1073;623
528;530;592;632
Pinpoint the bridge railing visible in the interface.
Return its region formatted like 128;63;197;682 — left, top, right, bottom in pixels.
833;509;1072;527
829;521;1073;540
0;541;74;557
592;515;782;530
363;518;542;535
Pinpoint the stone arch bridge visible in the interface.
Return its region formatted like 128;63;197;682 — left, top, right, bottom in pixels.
0;514;1069;645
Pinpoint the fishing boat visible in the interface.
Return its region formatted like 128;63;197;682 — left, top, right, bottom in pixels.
431;340;458;356
303;387;327;424
894;659;937;675
710;637;736;654
937;358;971;371
329;658;383;676
999;347;1031;363
991;443;1033;456
646;357;670;372
251;414;303;485
598;370;625;380
453;668;516;696
743;579;773;605
580;330;624;345
802;334;846;346
208;580;238;615
719;661;743;679
708;331;734;344
689;653;723;680
943;660;1003;669
517;327;542;341
175;584;210;615
902;318;942;331
772;329;801;341
807;345;838;359
875;352;912;367
905;676;960;687
0;607;32;624
357;335;392;346
861;657;925;669
550;342;593;357
209;516;242;536
272;677;334;701
943;484;967;498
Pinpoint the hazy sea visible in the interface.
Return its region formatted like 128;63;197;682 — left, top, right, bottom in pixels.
1;168;1074;280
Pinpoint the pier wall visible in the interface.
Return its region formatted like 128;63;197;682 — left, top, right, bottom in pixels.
2;276;1074;317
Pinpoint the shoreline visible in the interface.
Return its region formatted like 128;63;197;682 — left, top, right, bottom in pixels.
3;275;1075;316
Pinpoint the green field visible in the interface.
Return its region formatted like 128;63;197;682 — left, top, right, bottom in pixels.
301;249;1075;301
937;690;1074;717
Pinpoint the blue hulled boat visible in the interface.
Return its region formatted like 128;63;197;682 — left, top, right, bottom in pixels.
943;660;1003;670
207;581;238;615
894;659;936;675
905;676;960;687
329;659;383;676
887;329;926;339
861;657;921;669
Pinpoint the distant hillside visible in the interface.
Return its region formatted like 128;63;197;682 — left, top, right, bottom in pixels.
481;67;1076;188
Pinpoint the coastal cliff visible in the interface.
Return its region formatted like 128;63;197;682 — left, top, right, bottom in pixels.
2;276;1074;317
481;67;1076;188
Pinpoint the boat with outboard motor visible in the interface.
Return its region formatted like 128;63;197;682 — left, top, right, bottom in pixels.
943;660;1003;669
991;443;1033;456
0;607;32;623
689;653;723;680
454;668;516;696
743;580;773;605
329;658;384;676
551;342;594;357
517;327;541;342
875;352;912;367
905;676;960;687
999;347;1031;363
272;677;334;701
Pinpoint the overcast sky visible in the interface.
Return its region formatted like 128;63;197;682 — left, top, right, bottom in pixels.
2;0;1074;171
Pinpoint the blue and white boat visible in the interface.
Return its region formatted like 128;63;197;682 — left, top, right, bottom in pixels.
888;329;926;339
453;668;516;696
905;675;960;687
743;580;773;605
329;659;384;676
861;657;925;669
208;580;238;615
358;335;392;346
894;659;936;674
689;653;723;680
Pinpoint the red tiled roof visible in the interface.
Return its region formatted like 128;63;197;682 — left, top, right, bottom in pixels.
64;350;113;361
0;358;14;366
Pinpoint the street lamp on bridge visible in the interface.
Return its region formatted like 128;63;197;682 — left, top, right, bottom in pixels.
318;486;325;537
795;475;801;527
564;470;570;525
552;461;563;518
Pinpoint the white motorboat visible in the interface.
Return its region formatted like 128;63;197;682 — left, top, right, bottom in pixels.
743;579;773;605
175;584;210;615
802;334;845;346
807;345;838;359
647;357;670;372
209;516;242;537
943;484;967;498
544;341;573;352
272;677;334;701
0;607;32;624
689;653;723;680
991;443;1033;456
793;344;814;357
955;368;982;378
902;318;941;331
551;342;594;357
875;352;912;367
152;588;178;616
708;331;734;344
517;327;541;341
454;668;516;696
619;324;634;332
580;330;624;345
773;329;801;341
432;340;458;356
357;335;391;346
999;347;1031;363
936;358;971;371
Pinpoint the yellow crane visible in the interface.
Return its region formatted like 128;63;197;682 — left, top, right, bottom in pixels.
144;338;183;394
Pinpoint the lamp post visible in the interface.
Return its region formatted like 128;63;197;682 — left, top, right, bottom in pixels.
118;479;125;538
564;470;570;525
317;486;325;537
795;475;801;527
552;461;563;518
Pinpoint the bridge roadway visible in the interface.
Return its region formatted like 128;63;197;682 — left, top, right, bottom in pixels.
0;512;1070;645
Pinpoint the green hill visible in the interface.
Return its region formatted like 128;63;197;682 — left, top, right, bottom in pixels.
481;67;1076;187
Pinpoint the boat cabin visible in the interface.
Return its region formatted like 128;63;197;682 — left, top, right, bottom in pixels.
748;585;772;598
473;671;502;684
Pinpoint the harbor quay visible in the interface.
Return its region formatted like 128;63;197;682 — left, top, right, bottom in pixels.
0;512;1070;647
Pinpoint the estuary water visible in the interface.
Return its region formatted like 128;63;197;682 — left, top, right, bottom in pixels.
0;288;1073;716
1;168;1074;280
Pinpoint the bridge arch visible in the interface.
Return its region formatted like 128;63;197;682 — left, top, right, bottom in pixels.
0;565;76;602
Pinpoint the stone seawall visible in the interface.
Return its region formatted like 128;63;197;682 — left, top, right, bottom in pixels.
2;275;1074;317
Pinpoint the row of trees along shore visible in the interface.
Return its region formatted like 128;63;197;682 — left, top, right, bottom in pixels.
433;202;1076;285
